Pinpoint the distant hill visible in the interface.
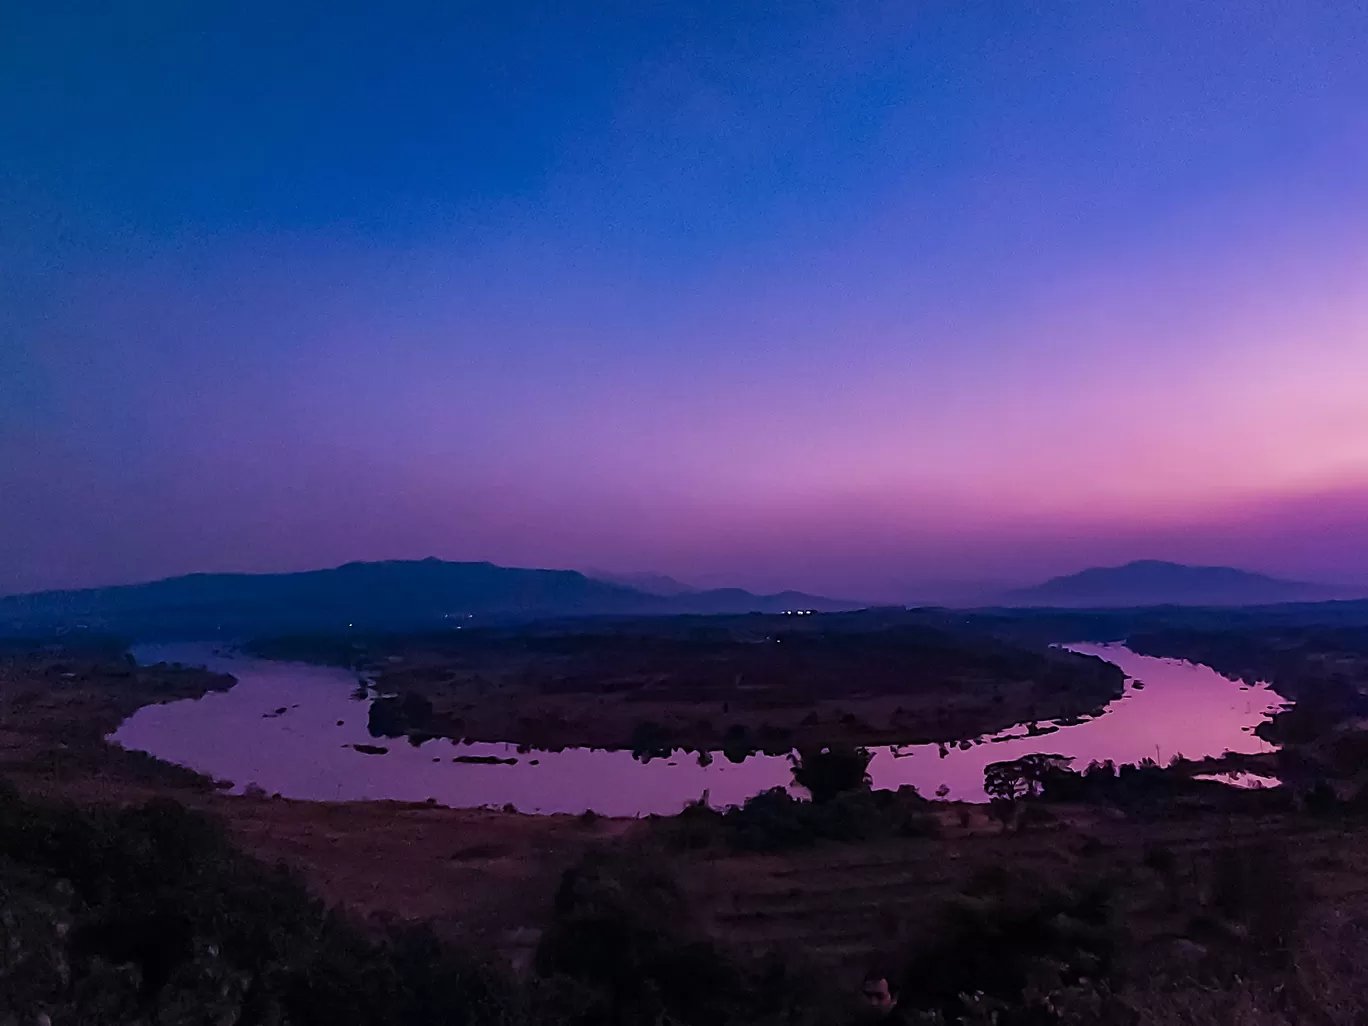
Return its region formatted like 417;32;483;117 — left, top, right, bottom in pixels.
0;559;856;640
585;570;699;596
1001;560;1353;608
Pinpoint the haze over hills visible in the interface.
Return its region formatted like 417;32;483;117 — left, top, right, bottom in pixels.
7;556;1366;640
1001;560;1357;608
584;570;699;596
0;559;856;640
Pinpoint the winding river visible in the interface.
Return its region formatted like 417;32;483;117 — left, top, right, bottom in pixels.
111;643;1284;816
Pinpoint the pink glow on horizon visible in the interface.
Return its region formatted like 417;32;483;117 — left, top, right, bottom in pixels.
7;175;1368;599
8;2;1368;599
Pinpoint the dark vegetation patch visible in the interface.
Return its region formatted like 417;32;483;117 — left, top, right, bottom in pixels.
656;747;939;853
253;612;1127;752
855;828;1363;1025
791;744;873;803
671;785;943;854
535;851;837;1024
0;786;854;1025
900;865;1118;1021
979;753;1294;828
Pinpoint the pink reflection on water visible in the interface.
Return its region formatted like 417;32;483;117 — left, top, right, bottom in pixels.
112;642;1283;815
867;643;1283;800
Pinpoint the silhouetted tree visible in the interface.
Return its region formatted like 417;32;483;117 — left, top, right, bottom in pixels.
791;746;873;803
984;754;1072;831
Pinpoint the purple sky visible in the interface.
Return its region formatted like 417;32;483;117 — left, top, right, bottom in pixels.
3;2;1367;600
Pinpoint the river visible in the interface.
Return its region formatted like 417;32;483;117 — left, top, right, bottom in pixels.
110;642;1284;816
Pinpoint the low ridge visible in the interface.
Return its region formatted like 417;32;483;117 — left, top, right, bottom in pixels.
0;558;856;640
1001;559;1352;608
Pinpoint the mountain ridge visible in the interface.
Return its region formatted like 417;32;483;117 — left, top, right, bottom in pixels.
584;570;699;596
1001;559;1355;608
0;558;857;639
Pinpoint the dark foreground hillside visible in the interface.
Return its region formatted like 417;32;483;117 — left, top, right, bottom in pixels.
10;784;1368;1026
0;789;540;1025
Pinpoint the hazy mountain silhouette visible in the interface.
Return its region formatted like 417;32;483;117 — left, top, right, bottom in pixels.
585;570;699;596
0;559;856;639
1001;560;1353;608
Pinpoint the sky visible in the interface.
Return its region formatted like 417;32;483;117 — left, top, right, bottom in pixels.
3;1;1367;601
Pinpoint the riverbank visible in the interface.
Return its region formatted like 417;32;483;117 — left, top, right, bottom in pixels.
107;641;1280;811
0;642;234;802
9;635;1368;1020
250;614;1129;753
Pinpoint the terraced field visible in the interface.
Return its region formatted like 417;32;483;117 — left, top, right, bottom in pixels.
682;809;1368;983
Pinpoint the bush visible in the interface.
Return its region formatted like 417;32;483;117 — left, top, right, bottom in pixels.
367;691;434;738
791;745;873;803
899;866;1118;1021
655;785;939;854
730;787;850;850
627;721;675;762
726;786;938;852
535;852;755;1024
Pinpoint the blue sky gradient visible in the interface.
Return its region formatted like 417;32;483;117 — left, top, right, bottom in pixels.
3;1;1367;598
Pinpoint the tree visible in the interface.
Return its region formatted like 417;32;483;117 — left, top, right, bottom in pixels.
984;754;1074;801
790;746;873;803
984;754;1073;831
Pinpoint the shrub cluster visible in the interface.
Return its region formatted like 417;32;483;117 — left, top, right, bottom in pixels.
535;851;823;1024
661;784;939;853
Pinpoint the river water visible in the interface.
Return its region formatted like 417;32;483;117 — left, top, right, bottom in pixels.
110;643;1284;816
